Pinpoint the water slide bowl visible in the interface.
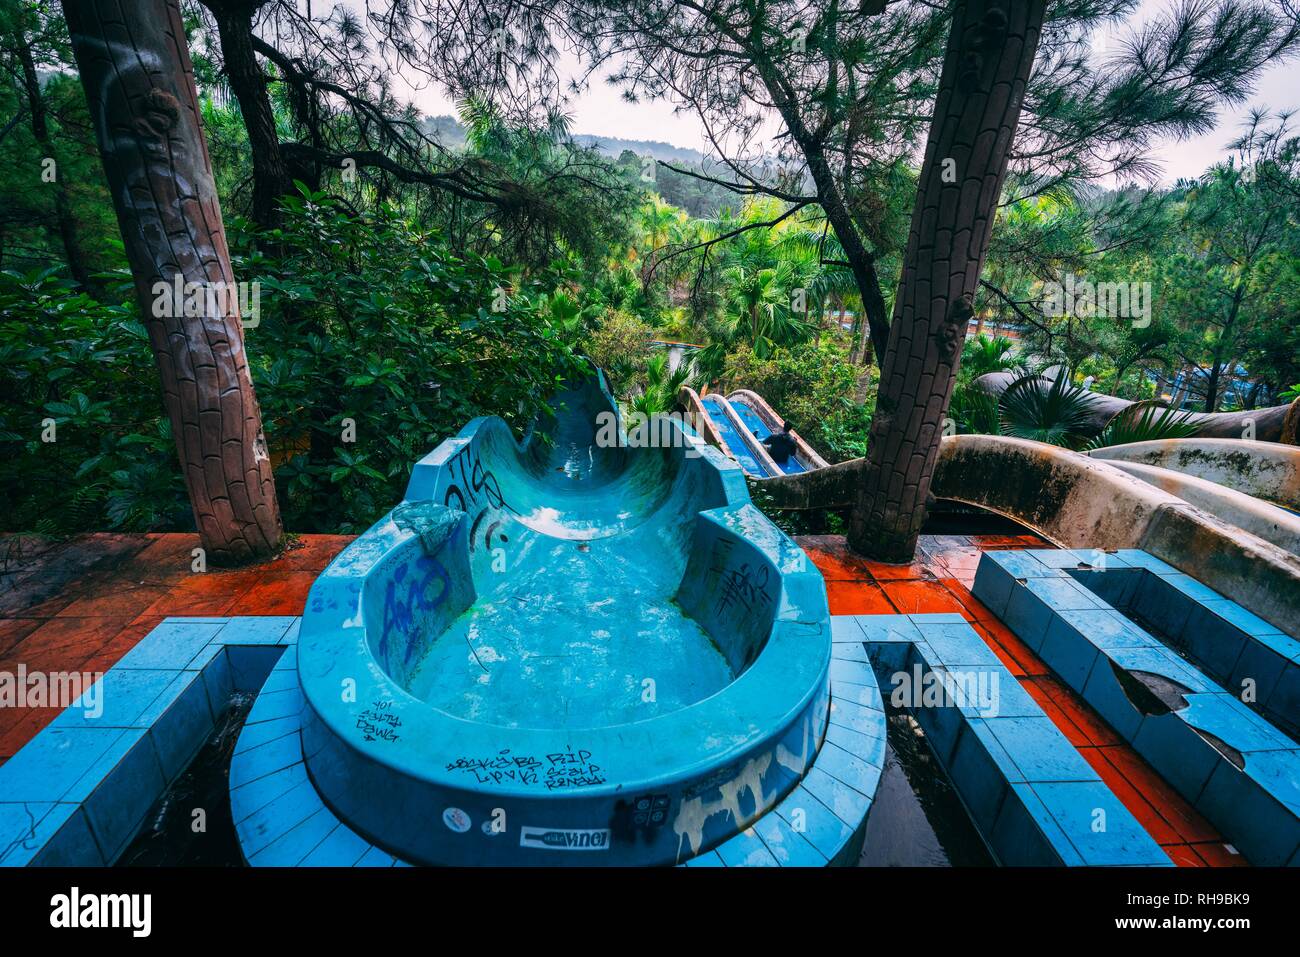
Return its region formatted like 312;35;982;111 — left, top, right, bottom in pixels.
297;377;832;865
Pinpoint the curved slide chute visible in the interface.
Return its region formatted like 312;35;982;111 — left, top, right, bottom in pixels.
699;393;782;477
973;370;1300;445
685;388;829;478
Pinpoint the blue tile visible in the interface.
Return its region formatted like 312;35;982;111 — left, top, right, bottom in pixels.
1175;603;1248;679
774;786;854;860
1131;714;1218;799
1026;576;1108;611
827;696;887;741
228;731;303;790
912;622;1003;668
1056;608;1158;650
229;762;310;824
244;686;302;724
215;616;298;645
751;812;827;866
1162;574;1223;603
828;658;875;687
199;647;234;717
831;642;869;663
73;730;165;862
910;693;965;765
1265;664;1299;729
0;727;125;802
236;779;322;858
1132;574;1195;638
1029;782;1171;866
1025;548;1093;569
0;803;89;866
1195;752;1300;866
830;616;867;643
714;827;779;867
830;679;883;710
1199;599;1285;638
947;722;1015;833
140;674;215;781
248;806;337;866
234;715;299;756
990;783;1082;866
1113;551;1178;574
988;551;1063;579
972;557;1015;616
1081;658;1146;741
825;723;887;773
983;716;1099;784
258;668;299;695
1107;646;1219;694
354;846;399;866
50;669;178;729
815;741;883;796
1039;616;1103;692
1068;567;1142;609
1227;642;1289;712
271;643;298;672
682;850;725;867
963;670;1040;719
114;619;225;670
299;819;372;866
855;615;923;645
800;766;872;823
1002;583;1056;651
29;805;102;866
227;645;287;692
1180;693;1295;755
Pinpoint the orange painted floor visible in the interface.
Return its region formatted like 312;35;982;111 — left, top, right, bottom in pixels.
797;533;1247;868
0;532;354;767
0;529;1245;866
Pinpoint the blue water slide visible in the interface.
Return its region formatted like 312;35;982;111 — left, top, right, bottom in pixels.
700;394;777;477
726;396;810;475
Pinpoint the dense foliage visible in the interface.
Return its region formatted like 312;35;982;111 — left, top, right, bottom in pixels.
2;1;1299;538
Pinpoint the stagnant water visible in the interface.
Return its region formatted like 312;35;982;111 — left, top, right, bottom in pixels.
405;552;733;729
116;688;994;865
118;694;254;867
858;704;995;866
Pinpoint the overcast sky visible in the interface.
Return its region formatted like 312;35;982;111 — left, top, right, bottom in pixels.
388;0;1300;184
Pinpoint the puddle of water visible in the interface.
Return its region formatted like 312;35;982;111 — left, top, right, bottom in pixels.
118;694;255;866
858;706;995;867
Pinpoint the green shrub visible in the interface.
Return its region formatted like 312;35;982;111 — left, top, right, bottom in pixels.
0;190;586;536
721;340;874;462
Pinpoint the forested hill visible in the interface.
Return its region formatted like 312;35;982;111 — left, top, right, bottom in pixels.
423;114;704;165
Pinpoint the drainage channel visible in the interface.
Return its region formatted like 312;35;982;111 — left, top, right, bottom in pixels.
117;693;255;866
857;701;995;866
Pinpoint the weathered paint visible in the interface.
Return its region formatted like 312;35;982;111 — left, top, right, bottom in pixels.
1090;438;1300;511
296;376;833;865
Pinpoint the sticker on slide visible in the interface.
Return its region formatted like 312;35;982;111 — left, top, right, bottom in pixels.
519;826;612;851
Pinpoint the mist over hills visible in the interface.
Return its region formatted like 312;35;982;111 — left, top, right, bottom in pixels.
423;115;705;165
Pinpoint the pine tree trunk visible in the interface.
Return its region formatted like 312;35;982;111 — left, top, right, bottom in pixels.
849;0;1046;561
62;0;283;563
15;26;94;289
205;0;291;230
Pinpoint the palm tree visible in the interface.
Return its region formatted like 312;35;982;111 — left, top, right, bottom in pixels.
962;334;1024;379
630;351;694;417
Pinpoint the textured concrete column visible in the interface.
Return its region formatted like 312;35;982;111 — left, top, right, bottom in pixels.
849;0;1047;561
63;0;283;563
